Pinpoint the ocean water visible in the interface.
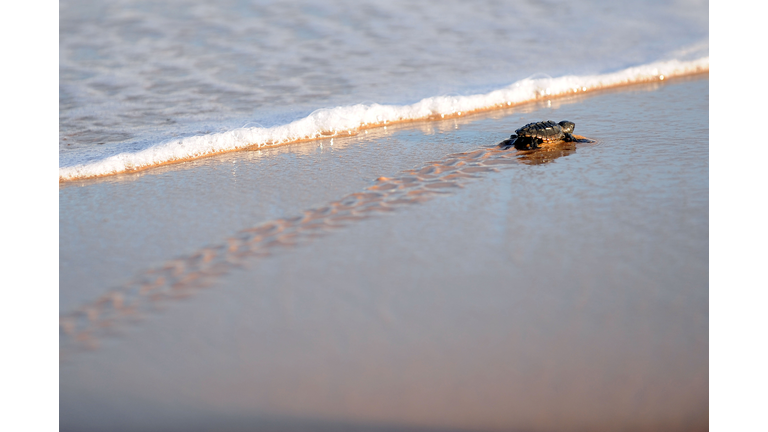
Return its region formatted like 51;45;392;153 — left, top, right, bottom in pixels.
60;1;709;430
59;0;708;180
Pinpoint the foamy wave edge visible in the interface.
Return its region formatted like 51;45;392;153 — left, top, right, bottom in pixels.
60;57;708;181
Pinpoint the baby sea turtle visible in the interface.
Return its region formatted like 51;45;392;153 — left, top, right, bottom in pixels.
498;120;578;150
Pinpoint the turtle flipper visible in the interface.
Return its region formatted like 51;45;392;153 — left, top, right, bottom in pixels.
514;136;540;150
565;133;595;143
498;134;518;149
513;137;530;150
497;139;514;149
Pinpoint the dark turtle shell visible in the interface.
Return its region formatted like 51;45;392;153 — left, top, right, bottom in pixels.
497;120;578;150
515;120;574;143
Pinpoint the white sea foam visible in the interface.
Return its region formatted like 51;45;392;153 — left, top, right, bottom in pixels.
59;57;708;181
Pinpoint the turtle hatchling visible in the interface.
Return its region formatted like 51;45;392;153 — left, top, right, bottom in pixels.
498;120;578;150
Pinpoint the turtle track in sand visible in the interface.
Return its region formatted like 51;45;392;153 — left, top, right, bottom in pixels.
59;138;593;357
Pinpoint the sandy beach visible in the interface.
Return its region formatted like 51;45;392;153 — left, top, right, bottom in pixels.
60;75;708;431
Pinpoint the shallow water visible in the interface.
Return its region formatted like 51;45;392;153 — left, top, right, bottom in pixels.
60;76;708;431
59;0;707;176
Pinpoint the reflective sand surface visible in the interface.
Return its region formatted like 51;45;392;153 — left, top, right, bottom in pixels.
60;76;708;431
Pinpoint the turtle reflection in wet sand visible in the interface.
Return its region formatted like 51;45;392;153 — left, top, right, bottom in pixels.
498;120;593;150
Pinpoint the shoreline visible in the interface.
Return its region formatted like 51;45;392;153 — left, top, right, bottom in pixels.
60;76;709;431
59;65;708;183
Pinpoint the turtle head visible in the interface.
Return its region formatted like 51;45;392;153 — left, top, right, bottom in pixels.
558;121;575;133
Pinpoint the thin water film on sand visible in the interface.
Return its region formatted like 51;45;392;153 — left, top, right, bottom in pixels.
61;77;708;432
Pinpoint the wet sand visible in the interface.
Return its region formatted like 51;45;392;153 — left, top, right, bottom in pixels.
60;75;708;431
58;68;707;182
